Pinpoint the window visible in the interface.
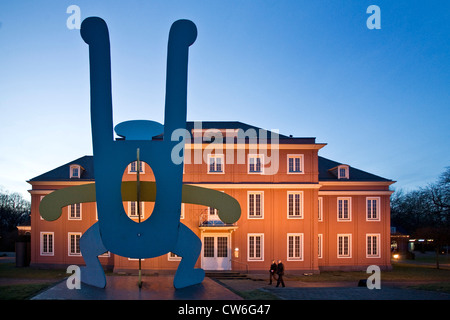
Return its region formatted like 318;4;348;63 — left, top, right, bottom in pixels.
68;233;81;256
39;195;45;220
248;154;264;174
207;154;224;173
217;237;228;258
248;192;263;219
248;234;264;261
287;155;304;174
180;203;185;219
318;197;323;221
70;165;81;178
318;234;323;259
337;234;352;258
128;161;144;173
168;252;182;261
128;201;144;219
69;203;81;220
287;192;303;218
337;197;351;221
367;197;380;221
367;234;380;258
287;233;303;261
203;237;215;258
99;251;110;258
337;165;349;179
209;207;218;216
40;232;54;256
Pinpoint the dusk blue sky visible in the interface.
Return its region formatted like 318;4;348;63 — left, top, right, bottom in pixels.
0;1;449;199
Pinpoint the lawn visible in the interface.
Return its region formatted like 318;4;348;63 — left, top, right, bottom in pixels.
288;263;450;283
284;262;450;293
0;283;55;300
0;262;67;279
0;263;67;300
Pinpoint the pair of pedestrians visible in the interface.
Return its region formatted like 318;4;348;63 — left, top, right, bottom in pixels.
269;259;285;287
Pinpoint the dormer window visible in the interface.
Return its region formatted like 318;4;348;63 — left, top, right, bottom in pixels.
338;165;349;180
69;165;81;179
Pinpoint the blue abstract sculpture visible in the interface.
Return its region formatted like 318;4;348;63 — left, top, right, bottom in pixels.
39;17;241;289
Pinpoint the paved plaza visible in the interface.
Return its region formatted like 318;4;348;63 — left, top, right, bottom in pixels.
30;274;450;300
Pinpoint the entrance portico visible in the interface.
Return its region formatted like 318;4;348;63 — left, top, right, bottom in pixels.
199;208;238;271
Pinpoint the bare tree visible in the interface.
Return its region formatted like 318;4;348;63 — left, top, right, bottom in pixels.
0;188;30;250
392;167;450;269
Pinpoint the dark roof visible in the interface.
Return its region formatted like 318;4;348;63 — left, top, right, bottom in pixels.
318;156;392;182
28;155;95;182
186;121;290;138
28;154;391;183
186;121;318;144
28;122;391;183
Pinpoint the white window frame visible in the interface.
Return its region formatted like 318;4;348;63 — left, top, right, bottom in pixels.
287;154;304;174
337;234;352;258
68;203;82;220
168;252;182;261
287;233;304;261
68;232;82;256
287;191;303;219
180;203;185;219
128;161;145;174
337;197;351;221
39;195;45;220
366;234;381;258
248;154;264;174
247;191;264;219
40;232;54;256
69;164;81;178
207;154;225;174
99;251;110;258
318;234;323;259
128;201;144;219
318;197;323;221
247;233;264;261
366;197;381;221
338;165;349;179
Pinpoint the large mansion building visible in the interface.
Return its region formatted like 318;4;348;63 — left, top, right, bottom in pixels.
28;121;394;274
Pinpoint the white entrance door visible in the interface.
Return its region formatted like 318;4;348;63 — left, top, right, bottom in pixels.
202;234;231;270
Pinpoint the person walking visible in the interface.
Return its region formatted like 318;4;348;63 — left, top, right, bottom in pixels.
269;260;277;285
276;259;285;287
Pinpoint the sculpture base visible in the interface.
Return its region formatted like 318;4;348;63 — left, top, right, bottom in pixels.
31;275;242;300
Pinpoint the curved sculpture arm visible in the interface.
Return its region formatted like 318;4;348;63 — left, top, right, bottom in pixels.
164;19;197;137
181;184;241;224
39;183;97;221
40;182;241;224
80;17;114;145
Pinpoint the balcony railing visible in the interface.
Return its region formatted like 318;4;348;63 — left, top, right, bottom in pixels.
198;210;237;228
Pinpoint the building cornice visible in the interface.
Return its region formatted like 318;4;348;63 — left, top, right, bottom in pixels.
319;181;395;187
318;190;394;196
185;143;327;150
27;180;94;187
185;183;322;189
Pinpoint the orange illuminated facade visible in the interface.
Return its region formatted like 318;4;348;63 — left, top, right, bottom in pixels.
28;122;394;274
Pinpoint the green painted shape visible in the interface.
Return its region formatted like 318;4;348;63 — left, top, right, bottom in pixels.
40;184;96;221
40;182;240;224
